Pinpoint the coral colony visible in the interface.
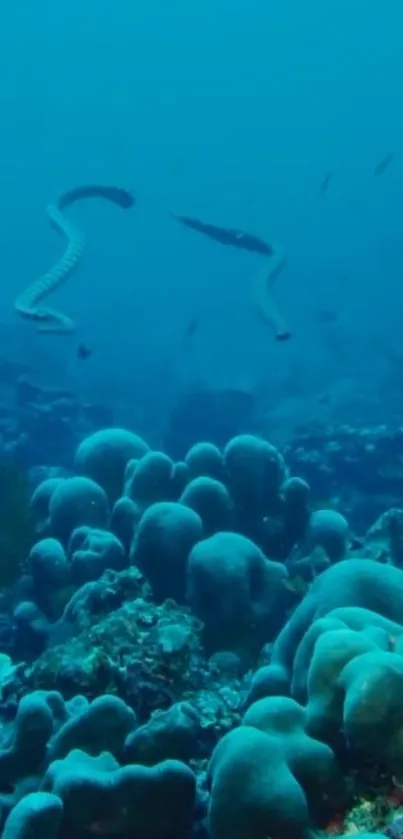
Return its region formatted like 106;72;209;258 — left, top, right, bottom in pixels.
1;424;403;839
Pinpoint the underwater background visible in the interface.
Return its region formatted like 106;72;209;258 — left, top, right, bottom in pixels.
1;3;403;839
1;0;403;437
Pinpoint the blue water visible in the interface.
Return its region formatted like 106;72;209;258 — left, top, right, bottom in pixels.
0;0;402;435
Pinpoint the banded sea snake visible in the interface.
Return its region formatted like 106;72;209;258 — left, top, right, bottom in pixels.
14;185;290;339
14;185;135;334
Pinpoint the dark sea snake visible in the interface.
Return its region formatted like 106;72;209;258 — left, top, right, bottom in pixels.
14;185;135;334
14;185;289;339
172;214;291;340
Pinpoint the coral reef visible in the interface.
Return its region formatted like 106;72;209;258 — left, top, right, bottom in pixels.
2;421;403;839
1;373;113;470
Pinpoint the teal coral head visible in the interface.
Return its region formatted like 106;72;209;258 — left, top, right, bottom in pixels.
75;428;149;501
0;455;35;587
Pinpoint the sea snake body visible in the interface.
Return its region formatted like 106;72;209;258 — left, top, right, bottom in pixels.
173;214;291;340
14;186;289;339
251;244;290;340
14;185;135;333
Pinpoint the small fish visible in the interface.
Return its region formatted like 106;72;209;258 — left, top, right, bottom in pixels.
77;343;92;360
320;172;332;195
314;307;339;325
180;316;199;350
374;152;394;177
275;329;292;342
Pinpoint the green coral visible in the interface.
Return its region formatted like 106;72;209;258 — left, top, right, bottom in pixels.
343;796;403;835
28;594;204;705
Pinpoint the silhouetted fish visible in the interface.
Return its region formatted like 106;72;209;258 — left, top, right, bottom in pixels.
180;316;199;350
320;172;332;195
77;343;92;360
275;330;292;342
172;214;273;256
374;153;394;176
313;307;339;325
